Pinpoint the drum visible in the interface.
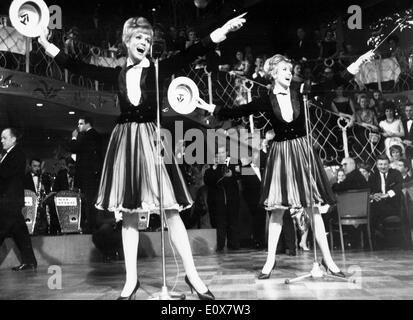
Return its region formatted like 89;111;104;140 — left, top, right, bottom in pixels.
54;190;82;234
21;189;38;234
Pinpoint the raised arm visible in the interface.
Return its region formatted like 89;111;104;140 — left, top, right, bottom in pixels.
213;95;271;119
159;14;246;77
38;30;119;83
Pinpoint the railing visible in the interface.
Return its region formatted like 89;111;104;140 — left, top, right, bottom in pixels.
180;65;387;168
0;25;402;167
0;25;123;90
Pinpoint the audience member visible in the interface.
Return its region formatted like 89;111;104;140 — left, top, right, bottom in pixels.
402;105;413;160
358;162;371;182
332;157;368;192
368;155;403;248
330;85;356;118
288;27;318;62
379;104;404;159
204;145;240;252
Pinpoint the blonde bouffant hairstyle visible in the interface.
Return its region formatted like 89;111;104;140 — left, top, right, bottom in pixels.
263;54;292;78
122;17;154;45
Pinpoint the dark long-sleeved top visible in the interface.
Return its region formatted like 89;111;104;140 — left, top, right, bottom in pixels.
332;169;368;193
0;145;26;208
53;36;217;124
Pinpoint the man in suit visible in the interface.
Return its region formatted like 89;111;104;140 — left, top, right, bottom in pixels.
332;157;369;192
24;158;53;235
331;157;369;248
402;105;413;160
204;145;240;252
69;117;103;233
0;128;37;271
368;154;404;248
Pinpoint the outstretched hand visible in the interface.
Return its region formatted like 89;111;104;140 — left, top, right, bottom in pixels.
356;50;375;65
37;27;50;48
221;12;247;35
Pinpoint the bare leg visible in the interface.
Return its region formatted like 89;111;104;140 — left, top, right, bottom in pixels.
261;209;284;275
308;209;340;272
165;210;208;293
120;212;140;297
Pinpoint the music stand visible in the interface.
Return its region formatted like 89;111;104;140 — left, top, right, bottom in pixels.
285;93;355;285
148;57;186;300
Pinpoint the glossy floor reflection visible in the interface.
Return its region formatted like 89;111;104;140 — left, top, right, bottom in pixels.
1;249;412;300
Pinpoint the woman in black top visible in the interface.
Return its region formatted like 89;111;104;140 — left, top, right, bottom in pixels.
214;51;374;279
39;15;245;300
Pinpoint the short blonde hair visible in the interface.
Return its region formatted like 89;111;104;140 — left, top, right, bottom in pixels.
122;17;153;45
263;54;292;77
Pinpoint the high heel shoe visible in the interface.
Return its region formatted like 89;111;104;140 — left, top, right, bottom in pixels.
257;260;277;280
299;243;310;251
320;259;345;278
117;280;141;300
184;276;215;300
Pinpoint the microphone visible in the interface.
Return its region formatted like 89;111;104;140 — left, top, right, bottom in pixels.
151;38;165;60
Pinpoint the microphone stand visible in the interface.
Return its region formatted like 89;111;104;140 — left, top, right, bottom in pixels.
285;91;353;285
149;57;186;300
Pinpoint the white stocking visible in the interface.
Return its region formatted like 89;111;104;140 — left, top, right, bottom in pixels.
308;210;340;272
166;210;208;293
261;209;284;274
120;213;139;297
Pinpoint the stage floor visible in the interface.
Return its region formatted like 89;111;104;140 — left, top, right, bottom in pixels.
1;249;412;300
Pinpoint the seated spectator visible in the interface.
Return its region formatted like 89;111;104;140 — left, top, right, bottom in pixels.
332;157;368;193
358;162;371;182
389;144;405;169
379;104;405;159
329;157;368;249
368;155;404;249
185;28;199;49
393;159;413;184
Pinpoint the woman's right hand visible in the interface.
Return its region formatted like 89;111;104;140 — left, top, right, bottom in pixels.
37;27;50;48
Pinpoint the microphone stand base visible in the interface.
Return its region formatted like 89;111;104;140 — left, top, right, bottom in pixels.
148;286;186;300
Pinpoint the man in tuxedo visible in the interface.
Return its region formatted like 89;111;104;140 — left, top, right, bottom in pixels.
402;105;413;160
24;158;53;235
69;117;103;233
0;128;37;271
368;155;404;248
204;145;240;252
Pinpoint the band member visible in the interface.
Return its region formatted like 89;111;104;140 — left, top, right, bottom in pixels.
212;50;375;279
38;15;245;299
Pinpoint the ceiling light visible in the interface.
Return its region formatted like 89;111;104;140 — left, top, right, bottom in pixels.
36;103;43;107
69;111;75;115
